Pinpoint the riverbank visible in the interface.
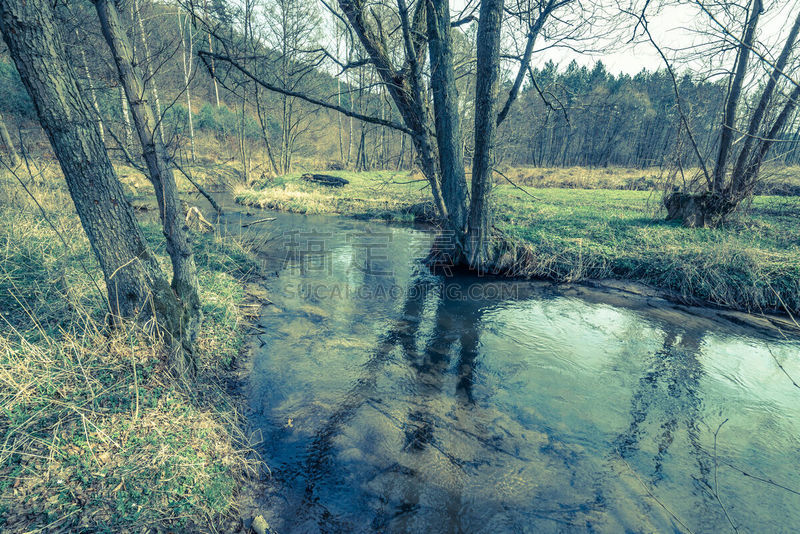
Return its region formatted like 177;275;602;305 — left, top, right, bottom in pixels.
0;174;265;531
235;169;800;316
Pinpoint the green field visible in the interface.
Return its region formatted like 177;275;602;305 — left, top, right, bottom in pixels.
236;169;800;314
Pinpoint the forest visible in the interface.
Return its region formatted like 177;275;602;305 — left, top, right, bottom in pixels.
0;0;799;532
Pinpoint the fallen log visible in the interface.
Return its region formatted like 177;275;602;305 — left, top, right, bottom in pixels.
301;173;349;187
242;217;276;228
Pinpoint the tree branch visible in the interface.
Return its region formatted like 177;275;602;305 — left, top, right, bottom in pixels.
197;50;414;134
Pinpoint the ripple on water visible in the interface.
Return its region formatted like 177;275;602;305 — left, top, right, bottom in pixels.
243;213;800;533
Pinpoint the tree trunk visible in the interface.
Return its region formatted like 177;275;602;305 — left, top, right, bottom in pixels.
426;0;468;237
0;111;19;167
0;0;186;349
338;0;449;220
76;29;105;144
119;85;133;147
712;0;762;192
95;0;201;378
730;9;800;196
203;0;221;108
255;87;280;175
239;96;250;182
132;0;166;143
178;10;196;162
467;0;504;268
742;82;800;187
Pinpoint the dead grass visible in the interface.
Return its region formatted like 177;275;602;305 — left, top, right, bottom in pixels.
0;168;264;532
234;170;434;222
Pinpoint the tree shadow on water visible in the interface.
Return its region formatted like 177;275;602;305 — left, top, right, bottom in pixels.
611;325;727;526
286;274;500;531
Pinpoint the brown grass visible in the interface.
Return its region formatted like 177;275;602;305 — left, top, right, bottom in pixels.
0;166;264;532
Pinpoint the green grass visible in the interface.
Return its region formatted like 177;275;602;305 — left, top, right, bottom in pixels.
495;187;800;313
0;184;262;531
236;169;800;314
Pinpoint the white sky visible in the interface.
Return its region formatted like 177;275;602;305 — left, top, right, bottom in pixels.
520;1;800;76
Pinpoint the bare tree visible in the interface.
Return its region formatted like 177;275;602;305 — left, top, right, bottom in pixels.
262;0;323;173
132;0;166;142
178;6;197;161
94;0;202;378
0;0;196;378
640;0;800;226
195;0;581;268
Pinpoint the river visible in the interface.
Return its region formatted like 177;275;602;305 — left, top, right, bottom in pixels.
217;203;800;533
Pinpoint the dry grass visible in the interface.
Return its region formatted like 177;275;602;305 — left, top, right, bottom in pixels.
0;168;264;532
234;170;434;221
0;327;256;532
496;164;800;195
496;165;662;190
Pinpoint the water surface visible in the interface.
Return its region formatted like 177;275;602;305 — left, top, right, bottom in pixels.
238;210;800;533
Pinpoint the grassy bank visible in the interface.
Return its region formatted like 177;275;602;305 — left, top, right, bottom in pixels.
234;170;435;222
0;174;262;531
235;169;800;315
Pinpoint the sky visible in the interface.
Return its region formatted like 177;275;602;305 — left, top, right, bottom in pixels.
522;0;800;76
313;0;800;78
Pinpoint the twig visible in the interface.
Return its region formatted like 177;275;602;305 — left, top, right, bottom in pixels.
718;459;800;497
766;346;800;389
712;419;738;533
172;160;223;214
494;167;540;201
618;454;695;534
767;282;799;329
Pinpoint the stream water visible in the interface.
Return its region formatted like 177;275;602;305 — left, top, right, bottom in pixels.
222;206;800;533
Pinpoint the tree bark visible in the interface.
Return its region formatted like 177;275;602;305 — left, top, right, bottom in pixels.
712;0;762;192
95;0;201;378
467;0;504;267
426;0;468;236
0;0;185;346
0;111;19;167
